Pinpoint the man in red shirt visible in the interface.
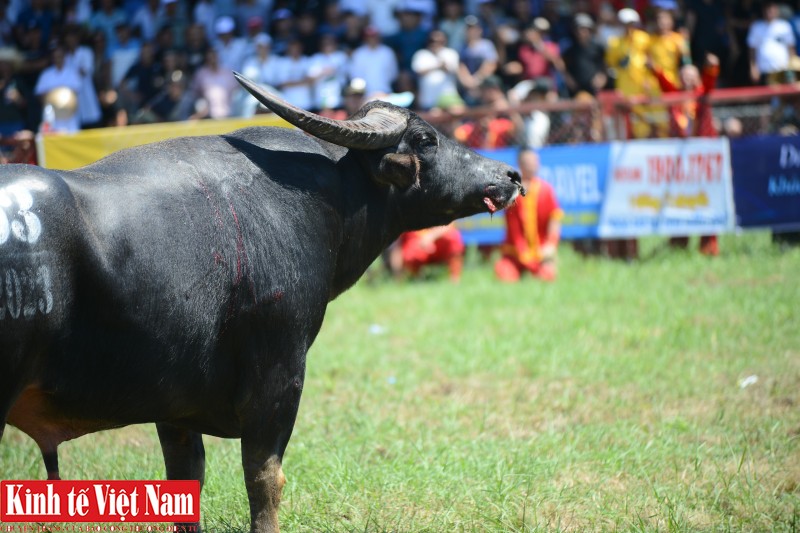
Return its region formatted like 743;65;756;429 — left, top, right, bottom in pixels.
495;148;563;282
395;225;465;282
648;53;720;255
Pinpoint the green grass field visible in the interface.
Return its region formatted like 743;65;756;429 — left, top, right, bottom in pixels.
2;233;798;532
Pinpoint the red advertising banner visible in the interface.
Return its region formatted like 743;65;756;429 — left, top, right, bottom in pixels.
0;481;199;523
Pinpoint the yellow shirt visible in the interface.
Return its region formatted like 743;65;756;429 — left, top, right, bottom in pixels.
649;31;688;89
606;29;654;96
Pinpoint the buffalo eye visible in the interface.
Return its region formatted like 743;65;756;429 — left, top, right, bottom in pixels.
416;134;438;151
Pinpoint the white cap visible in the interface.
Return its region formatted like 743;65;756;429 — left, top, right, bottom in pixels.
618;8;640;25
215;16;235;34
254;32;272;47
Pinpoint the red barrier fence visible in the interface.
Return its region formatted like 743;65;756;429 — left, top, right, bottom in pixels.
4;83;800;167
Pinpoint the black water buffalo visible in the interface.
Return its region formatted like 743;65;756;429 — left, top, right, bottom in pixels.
0;74;523;532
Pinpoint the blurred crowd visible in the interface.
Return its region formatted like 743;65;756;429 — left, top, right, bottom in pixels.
0;0;798;139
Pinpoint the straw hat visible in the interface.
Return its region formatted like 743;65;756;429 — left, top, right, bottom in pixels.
0;47;23;69
44;87;78;119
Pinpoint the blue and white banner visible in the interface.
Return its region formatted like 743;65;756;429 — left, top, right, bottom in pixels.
730;135;800;231
598;138;735;237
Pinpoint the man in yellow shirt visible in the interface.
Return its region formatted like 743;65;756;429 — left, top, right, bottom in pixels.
648;7;690;137
605;8;655;139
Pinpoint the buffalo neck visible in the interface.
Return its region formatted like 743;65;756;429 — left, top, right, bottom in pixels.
328;152;407;300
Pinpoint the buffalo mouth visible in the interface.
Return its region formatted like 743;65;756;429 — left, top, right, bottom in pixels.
482;183;519;214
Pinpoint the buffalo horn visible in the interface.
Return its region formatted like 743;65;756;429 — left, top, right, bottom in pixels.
234;72;407;150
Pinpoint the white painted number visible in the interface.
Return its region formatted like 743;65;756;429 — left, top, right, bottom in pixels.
0;180;47;246
0;265;54;321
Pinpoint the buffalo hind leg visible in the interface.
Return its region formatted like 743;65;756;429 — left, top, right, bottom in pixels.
42;448;60;480
241;375;304;532
156;423;205;533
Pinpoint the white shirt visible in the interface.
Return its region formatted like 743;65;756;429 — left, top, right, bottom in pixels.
241;54;280;87
308;50;349;109
411;46;459;109
110;46;140;88
65;46;102;125
238;53;281;116
748;18;796;74
35;65;83;133
524;111;550;149
273;55;313;110
348;44;398;96
215;36;249;73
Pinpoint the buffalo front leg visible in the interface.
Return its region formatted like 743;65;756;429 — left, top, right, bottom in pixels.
156;423;205;533
241;373;304;533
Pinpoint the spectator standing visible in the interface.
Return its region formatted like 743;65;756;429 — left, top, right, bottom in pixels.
146;70;192;121
563;13;607;96
539;0;573;50
89;0;127;48
411;29;462;111
595;2;624;47
193;0;217;41
385;4;428;74
686;0;729;80
131;0;161;42
15;0;55;51
0;0;14;47
156;0;189;48
648;53;721;255
269;8;294;56
63;24;102;128
214;15;247;72
240;32;276;84
348;26;398;96
108;23;142;88
273;38;313;110
508;77;553;147
90;28;117;126
344;78;367;115
648;6;689;138
0;47;27;136
235;0;270;37
514;17;565;90
605;7;649;260
748;1;797;85
296;10;320;55
184;23;210;74
17;20;49;131
458;15;498;105
454;75;521;149
35;45;82;133
363;0;401;37
605;8;653;139
729;0;760;86
495;148;563;282
308;33;348;111
189;48;239;118
338;9;365;53
118;41;161;117
648;7;688;88
475;0;505;40
319;2;346;39
242;15;264;57
438;0;466;52
239;32;278;115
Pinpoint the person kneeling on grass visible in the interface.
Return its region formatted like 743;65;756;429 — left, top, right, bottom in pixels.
495;147;563;282
395;224;465;282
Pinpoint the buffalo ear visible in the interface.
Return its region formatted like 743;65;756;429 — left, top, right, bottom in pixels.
374;153;420;188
